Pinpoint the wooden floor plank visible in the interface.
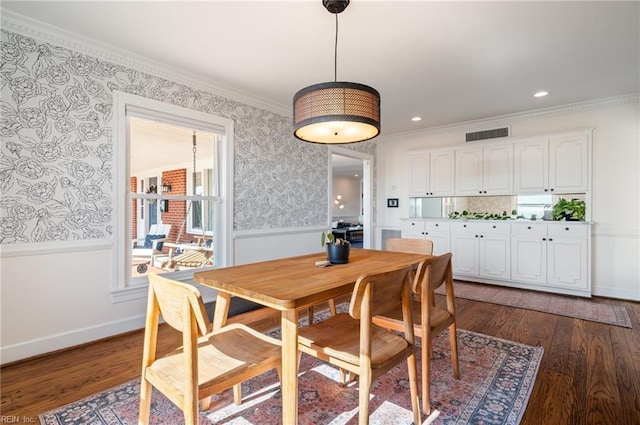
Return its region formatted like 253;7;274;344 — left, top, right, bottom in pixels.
585;321;624;425
1;287;638;425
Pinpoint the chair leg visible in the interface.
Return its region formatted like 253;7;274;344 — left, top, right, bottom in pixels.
233;383;242;405
328;298;337;315
199;397;212;411
450;324;460;379
358;369;372;425
307;306;315;325
422;337;431;416
138;378;152;425
184;394;198;425
407;352;422;425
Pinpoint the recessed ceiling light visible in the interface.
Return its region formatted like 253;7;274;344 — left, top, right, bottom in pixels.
534;91;549;98
411;116;422;122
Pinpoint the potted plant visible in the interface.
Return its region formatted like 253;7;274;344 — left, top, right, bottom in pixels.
552;198;586;221
321;231;350;264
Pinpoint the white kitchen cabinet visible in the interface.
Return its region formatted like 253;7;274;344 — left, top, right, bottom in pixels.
546;224;589;289
401;218;591;296
549;135;589;193
514;134;588;194
511;223;548;284
455;145;513;196
408;150;455;197
401;220;450;255
511;222;590;294
450;222;510;280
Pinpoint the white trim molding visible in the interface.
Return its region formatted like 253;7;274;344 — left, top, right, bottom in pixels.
1;314;146;365
0;239;112;257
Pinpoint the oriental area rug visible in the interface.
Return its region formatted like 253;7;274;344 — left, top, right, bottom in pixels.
39;329;543;425
440;281;632;328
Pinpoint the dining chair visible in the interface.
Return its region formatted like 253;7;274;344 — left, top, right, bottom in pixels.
373;253;459;415
297;265;421;425
385;237;435;307
139;274;282;425
385;237;433;255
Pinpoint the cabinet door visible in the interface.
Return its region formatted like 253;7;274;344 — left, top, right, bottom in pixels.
426;233;450;255
547;237;588;289
401;220;426;240
455;148;483;195
430;150;455;195
514;140;548;193
451;233;479;276
549;135;588;193
511;236;547;284
408;154;429;196
479;234;510;279
483;145;513;194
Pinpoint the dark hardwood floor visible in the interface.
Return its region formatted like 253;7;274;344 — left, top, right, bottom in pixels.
2;291;639;424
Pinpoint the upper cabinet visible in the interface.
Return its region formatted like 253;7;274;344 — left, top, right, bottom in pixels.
408;129;590;199
408;150;455;197
514;134;589;194
455;145;513;195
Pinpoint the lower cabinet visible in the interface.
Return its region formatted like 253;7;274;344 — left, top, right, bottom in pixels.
401;220;450;255
511;223;590;294
450;222;510;280
401;219;591;296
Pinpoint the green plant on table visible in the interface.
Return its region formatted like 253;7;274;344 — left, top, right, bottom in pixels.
321;231;347;246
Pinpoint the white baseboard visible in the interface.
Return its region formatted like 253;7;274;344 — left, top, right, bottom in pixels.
1;314;146;365
592;286;640;302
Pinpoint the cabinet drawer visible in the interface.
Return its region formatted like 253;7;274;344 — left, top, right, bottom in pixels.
450;222;483;233
475;222;511;235
425;221;450;232
547;223;589;238
401;220;425;232
511;222;547;236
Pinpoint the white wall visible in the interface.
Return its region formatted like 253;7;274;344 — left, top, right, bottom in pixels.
332;176;362;219
376;98;640;301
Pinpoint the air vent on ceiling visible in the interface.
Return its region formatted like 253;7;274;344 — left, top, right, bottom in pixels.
465;127;509;142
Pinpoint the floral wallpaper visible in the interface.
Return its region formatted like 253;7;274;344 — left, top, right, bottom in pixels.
0;29;374;244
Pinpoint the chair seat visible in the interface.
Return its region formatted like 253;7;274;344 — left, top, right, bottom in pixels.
298;313;410;368
145;324;281;403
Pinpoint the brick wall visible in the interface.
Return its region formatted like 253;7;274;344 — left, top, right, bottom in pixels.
130;177;137;238
160;169;186;243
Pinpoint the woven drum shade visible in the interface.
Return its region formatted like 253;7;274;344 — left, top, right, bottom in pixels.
293;81;380;144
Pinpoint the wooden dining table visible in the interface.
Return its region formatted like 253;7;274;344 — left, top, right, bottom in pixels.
193;248;431;424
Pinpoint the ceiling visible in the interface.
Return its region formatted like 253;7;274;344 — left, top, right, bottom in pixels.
2;1;638;138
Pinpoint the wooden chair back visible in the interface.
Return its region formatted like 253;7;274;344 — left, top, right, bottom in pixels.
148;273;210;336
349;265;413;326
413;252;453;296
385;238;433;255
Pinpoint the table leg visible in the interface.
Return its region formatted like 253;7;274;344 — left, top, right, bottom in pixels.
281;309;299;424
212;292;231;331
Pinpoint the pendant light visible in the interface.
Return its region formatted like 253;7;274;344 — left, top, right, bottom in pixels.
293;0;381;144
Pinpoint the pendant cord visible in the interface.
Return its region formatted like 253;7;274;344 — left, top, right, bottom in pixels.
334;13;338;82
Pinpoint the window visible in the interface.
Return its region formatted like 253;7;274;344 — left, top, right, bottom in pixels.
113;93;234;299
188;168;215;235
516;194;552;219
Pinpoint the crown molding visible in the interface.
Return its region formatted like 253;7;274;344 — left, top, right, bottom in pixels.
1;10;292;118
380;93;640;142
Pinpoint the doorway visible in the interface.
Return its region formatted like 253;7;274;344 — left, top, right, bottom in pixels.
328;146;373;249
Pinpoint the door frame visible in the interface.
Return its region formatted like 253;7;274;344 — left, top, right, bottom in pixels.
328;146;374;249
